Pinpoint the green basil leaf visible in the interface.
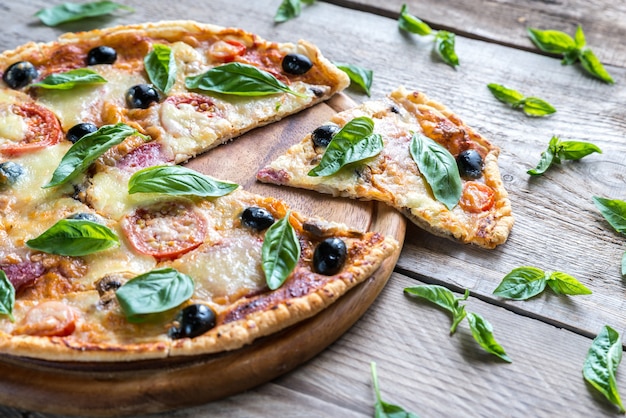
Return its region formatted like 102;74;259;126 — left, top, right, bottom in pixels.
562;49;581;66
262;211;301;290
185;62;305;98
274;0;314;23
0;270;15;322
593;196;626;235
371;362;420;418
574;25;587;49
116;268;194;322
44;123;147;188
492;266;547;300
26;219;119;256
546;271;592;295
308;116;383;177
128;165;238;197
557;140;602;160
466;312;512;362
144;44;176;94
622;252;626;277
404;285;468;334
527;28;576;54
487;83;524;106
522;97;557;117
398;4;432;36
334;63;373;97
35;1;134;26
579;48;615;84
409;133;462;210
434;31;459;68
527;136;558;176
30;68;107;90
583;326;625;413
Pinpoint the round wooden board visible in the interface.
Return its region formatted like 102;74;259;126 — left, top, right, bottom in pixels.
0;94;406;416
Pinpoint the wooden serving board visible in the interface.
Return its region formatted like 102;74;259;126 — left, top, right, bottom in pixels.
0;94;406;416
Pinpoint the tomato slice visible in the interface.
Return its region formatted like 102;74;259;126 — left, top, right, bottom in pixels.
19;301;77;337
0;102;63;156
208;39;247;62
122;200;207;260
164;93;220;115
459;181;495;213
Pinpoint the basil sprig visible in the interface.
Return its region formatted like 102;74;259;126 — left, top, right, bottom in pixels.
30;68;107;90
26;219;119;257
308;116;383;177
35;1;134;27
583;326;625;413
405;284;511;362
593;196;626;276
116;268;194;323
528;26;614;84
487;83;556;117
185;62;306;98
262;211;301;290
371;362;420;418
0;270;15;322
44;123;147;188
398;4;459;68
128;165;238;197
334;63;373;97
493;266;591;301
274;0;315;23
410;133;462;210
144;44;176;94
528;135;601;176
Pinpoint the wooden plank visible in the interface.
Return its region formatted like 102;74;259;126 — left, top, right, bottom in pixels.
324;0;626;69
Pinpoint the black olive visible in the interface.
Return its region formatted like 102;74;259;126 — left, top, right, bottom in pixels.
86;46;117;66
126;84;160;109
95;273;129;296
313;237;347;276
241;206;275;231
456;149;484;179
0;161;25;187
66;122;98;143
282;53;312;75
169;304;216;339
66;212;103;224
311;124;339;148
3;61;38;89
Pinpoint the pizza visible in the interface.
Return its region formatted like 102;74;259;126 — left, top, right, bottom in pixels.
0;21;399;362
257;86;514;249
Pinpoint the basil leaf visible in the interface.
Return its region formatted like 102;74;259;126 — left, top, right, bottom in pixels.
434;31;459;68
26;219;119;256
371;362;420;418
558;140;602;160
404;285;468;334
398;4;432;36
487;83;524;106
583;326;625;413
527;28;576;54
580;48;615;84
409;133;462;210
622;252;626;277
562;49;581;66
574;25;586;49
128;165;238;197
116;268;194;322
35;1;134;26
546;271;592;295
185;62;305;98
593;196;626;235
466;312;512;363
522;97;556;117
0;270;15;322
262;211;301;290
30;68;107;90
492;266;547;300
274;0;314;23
144;44;176;94
44;123;147;188
308;116;383;177
334;63;373;97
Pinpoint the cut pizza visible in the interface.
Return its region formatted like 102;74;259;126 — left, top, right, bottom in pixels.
257;86;514;248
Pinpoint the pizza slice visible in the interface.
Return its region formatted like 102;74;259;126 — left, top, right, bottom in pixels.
257;86;514;249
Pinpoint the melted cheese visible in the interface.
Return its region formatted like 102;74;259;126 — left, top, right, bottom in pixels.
0;108;27;144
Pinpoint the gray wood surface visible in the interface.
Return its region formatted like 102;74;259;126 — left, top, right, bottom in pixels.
0;0;625;416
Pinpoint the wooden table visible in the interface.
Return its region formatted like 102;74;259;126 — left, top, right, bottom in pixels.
1;0;625;416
